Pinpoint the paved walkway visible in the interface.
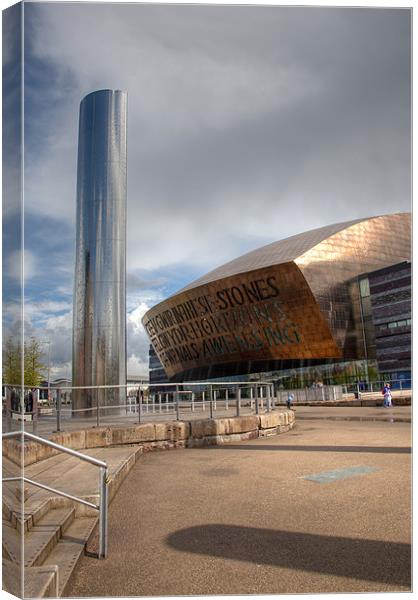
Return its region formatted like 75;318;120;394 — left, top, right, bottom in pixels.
5;403;411;438
66;409;411;595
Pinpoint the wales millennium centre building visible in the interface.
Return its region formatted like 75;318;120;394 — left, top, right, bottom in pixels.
143;213;411;386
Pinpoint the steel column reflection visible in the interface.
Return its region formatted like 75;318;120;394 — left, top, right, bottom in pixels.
72;90;127;414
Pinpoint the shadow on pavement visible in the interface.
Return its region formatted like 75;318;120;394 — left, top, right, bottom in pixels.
203;444;411;454
166;524;410;587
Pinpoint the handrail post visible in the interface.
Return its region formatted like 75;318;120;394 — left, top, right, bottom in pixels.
175;386;180;420
56;388;61;432
99;466;108;558
236;386;241;417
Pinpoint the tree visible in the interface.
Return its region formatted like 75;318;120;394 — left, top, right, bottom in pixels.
2;337;46;386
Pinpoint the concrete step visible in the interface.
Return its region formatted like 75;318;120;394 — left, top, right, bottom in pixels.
2;559;59;599
2;443;143;596
42;516;97;597
2;507;75;567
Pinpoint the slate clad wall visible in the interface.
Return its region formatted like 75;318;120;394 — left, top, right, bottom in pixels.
369;262;411;375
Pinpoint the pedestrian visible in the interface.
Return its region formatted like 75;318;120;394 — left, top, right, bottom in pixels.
287;392;294;410
382;382;392;408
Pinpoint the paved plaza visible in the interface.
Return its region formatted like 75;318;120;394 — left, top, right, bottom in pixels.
66;407;411;596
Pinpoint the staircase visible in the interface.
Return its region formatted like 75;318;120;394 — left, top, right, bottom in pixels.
2;445;142;598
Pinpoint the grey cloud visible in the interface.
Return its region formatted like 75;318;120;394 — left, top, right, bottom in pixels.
19;3;410;337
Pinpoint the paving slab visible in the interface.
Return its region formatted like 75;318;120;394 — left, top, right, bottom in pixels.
66;413;411;596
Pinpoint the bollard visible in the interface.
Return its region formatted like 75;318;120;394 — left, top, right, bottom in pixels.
56;389;62;432
236;386;241;417
210;386;214;419
175;386;180;420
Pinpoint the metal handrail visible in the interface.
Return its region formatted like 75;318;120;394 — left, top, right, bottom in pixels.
2;431;108;558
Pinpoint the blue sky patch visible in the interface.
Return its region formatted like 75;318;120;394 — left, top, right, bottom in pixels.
301;466;378;484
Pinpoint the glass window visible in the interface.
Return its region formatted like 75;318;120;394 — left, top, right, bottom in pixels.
359;278;370;297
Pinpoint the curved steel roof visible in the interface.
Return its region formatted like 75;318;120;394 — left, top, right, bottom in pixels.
179;214;406;293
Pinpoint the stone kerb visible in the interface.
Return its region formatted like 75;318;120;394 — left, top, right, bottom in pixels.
2;411;295;466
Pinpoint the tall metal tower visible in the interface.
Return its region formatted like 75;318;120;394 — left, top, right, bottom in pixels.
72;89;127;414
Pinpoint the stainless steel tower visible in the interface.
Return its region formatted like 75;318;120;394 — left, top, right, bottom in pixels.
72;89;127;414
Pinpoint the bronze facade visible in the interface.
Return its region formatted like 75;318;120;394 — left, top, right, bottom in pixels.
142;214;411;381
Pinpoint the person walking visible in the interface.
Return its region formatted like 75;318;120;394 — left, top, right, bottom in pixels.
382;382;392;408
287;392;294;410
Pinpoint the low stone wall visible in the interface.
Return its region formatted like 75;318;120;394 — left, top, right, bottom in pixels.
3;411;295;466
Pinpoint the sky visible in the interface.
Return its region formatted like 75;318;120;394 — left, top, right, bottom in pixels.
2;2;412;379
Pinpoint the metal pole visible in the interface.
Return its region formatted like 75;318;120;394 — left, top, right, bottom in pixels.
47;341;51;409
32;390;38;436
236;386;241;417
191;392;195;412
214;389;217;410
250;386;254;409
98;466;108;558
225;389;229;411
266;385;271;412
96;388;100;427
165;393;169;411
138;392;142;423
176;386;180;420
202;391;206;411
56;389;61;432
210;386;214;419
159;394;162;413
255;386;259;415
5;387;11;433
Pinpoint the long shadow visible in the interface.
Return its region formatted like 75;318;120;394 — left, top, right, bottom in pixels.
167;524;410;587
203;444;411;454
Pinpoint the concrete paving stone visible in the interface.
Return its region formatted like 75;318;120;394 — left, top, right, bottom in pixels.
65;413;411;596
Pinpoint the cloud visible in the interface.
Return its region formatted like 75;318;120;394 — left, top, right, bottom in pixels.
5;250;40;283
8;4;411;376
